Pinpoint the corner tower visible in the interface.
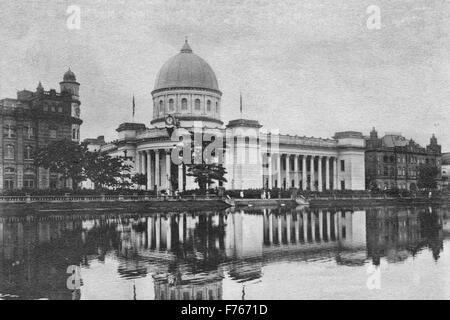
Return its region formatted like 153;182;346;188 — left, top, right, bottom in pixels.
60;68;81;141
151;40;223;128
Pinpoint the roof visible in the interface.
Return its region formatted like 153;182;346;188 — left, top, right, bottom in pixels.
153;41;219;92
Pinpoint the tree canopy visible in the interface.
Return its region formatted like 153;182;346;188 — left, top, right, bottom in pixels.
34;139;132;190
417;164;440;190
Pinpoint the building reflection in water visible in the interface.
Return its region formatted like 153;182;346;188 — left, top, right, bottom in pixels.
0;206;447;300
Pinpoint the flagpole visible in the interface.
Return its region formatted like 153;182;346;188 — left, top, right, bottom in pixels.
132;94;136;122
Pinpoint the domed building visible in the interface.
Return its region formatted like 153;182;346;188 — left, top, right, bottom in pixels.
90;41;366;192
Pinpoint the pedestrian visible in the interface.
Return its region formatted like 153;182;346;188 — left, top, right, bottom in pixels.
240;190;244;198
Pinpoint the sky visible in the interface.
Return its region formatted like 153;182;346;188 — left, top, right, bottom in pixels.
1;0;450;150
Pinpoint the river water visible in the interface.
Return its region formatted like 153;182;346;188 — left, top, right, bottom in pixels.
0;204;449;300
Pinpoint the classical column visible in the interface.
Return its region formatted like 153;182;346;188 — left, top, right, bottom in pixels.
155;149;160;189
326;211;331;241
166;215;172;251
285;155;290;189
269;212;273;244
310;156;315;191
311;212;316;242
286;214;291;244
140;151;146;174
277;215;282;244
165;149;171;191
318;210;323;241
156;214;161;250
302;156;307;190
294;155;299;188
146;150;152;190
178;163;184;191
268;153;273;189
276;154;281;189
325;157;330;190
303;212;308;242
318;156;323;192
294;214;299;243
135;151;141;174
334;157;340;190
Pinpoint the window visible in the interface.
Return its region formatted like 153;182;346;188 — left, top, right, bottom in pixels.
23;179;35;189
50;129;57;139
340;160;345;171
216;102;219;113
181;98;188;110
4;124;16;138
207;100;211;112
25;146;33;160
195;99;201;110
43;106;48;112
340;180;345;190
24;126;36;139
169;99;174;112
5;145;14;159
72;128;77;140
4;179;14;190
159;100;164;114
58;106;63;113
51;105;56;112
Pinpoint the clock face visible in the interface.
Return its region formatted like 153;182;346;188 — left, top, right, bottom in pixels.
165;115;174;126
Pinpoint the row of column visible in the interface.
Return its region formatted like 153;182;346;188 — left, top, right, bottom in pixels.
265;154;339;191
263;210;347;245
136;149;183;191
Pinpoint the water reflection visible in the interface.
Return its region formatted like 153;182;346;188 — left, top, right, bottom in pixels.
0;206;448;300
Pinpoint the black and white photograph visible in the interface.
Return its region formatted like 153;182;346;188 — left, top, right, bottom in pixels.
0;0;450;306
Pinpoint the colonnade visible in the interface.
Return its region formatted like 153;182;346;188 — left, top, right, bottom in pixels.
135;148;184;191
265;154;340;191
263;210;350;245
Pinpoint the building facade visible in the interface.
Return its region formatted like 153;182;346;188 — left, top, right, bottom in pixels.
0;69;82;190
365;128;442;190
90;41;366;191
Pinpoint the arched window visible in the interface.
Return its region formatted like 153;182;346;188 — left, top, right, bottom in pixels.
5;145;14;159
159;100;164;114
216;102;219;113
181;98;188;110
195;99;201;110
169;99;174;112
207;100;211;112
25;146;33;160
72;128;77;140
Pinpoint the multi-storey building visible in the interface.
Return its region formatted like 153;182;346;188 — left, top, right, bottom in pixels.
0;69;82;190
365;128;442;190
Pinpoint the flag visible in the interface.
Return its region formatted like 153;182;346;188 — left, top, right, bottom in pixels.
132;95;136;120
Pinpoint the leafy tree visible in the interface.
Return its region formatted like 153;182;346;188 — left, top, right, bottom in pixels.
131;173;147;190
34;139;87;190
417;164;440;190
186;164;227;191
84;151;132;189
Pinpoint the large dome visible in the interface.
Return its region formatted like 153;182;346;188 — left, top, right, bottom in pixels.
153;41;219;92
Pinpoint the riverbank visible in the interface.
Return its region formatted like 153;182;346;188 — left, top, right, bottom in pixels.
232;196;449;208
0;199;230;216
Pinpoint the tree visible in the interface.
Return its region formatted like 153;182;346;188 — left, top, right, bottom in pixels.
186;164;227;191
131;173;147;190
34;139;87;190
84;151;132;189
417;164;440;190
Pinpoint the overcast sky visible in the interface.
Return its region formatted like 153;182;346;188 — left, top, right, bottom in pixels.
1;0;450;149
